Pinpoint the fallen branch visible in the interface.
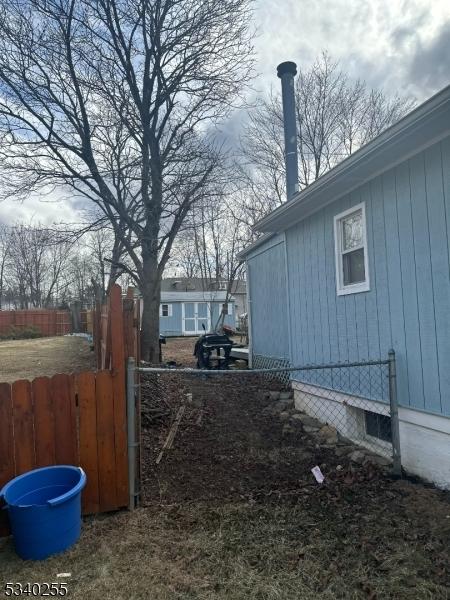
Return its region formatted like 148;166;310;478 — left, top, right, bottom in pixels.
156;405;186;464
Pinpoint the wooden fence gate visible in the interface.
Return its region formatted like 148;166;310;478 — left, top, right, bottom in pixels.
0;285;140;535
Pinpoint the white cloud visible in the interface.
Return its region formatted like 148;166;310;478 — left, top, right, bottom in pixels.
254;0;450;99
0;189;83;227
1;0;449;225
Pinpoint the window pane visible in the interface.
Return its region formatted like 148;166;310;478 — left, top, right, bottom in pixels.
343;248;365;285
342;211;362;250
162;304;169;316
365;411;391;442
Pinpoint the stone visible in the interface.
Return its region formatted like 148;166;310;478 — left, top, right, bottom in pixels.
274;399;294;411
303;425;320;433
234;359;248;368
290;413;303;421
337;435;353;446
350;450;366;464
366;454;392;467
279;390;294;400
318;425;338;444
282;400;295;410
282;424;295;436
335;445;354;457
291;413;322;428
269;391;280;400
279;411;291;421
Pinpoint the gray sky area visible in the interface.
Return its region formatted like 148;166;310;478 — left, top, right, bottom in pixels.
0;0;449;226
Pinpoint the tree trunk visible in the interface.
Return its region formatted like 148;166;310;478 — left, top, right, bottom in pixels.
140;250;161;363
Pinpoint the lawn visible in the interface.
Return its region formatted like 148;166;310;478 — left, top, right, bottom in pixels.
1;338;449;599
0;336;95;383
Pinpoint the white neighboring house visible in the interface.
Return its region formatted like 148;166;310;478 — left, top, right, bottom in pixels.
161;277;247;327
157;291;235;336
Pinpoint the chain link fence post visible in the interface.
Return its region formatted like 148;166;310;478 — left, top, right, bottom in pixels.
388;349;402;477
127;356;137;509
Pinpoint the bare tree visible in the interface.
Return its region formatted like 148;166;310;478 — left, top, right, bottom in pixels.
5;223;73;308
168;186;252;331
165;231;201;279
0;223;11;309
241;52;414;204
0;0;254;360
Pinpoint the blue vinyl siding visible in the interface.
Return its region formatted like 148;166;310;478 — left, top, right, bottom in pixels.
159;301;235;337
159;302;183;336
279;137;450;416
247;235;289;360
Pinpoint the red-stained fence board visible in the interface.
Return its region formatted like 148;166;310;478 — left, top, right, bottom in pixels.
77;371;100;514
0;383;13;536
32;377;56;468
96;370;117;512
51;374;78;465
12;380;35;475
0;383;14;487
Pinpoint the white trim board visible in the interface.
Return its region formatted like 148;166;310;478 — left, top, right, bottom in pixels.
333;202;370;296
292;380;390;415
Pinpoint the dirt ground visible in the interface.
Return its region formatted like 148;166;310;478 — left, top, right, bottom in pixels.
162;335;198;367
1;338;449;599
0;335;96;382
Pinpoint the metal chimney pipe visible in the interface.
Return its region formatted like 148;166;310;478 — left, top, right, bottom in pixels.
277;61;299;201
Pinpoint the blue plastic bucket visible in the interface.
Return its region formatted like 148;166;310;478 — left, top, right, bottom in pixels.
1;465;86;560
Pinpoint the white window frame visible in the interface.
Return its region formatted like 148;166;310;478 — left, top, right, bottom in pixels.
334;202;370;296
160;303;172;317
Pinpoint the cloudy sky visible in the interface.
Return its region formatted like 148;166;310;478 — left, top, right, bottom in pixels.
255;0;450;98
0;0;449;226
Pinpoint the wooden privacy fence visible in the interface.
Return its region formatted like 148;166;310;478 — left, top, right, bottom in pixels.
0;370;128;515
94;286;140;370
0;310;72;336
0;284;140;536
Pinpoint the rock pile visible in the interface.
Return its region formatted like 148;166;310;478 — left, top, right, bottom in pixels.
262;389;392;470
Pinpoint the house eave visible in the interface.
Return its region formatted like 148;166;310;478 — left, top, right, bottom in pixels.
237;233;277;261
255;84;450;233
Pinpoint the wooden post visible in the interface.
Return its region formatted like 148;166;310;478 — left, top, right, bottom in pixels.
109;285;128;508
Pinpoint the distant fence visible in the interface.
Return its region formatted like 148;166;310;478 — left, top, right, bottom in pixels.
0;310;72;336
0;284;140;536
0;308;94;338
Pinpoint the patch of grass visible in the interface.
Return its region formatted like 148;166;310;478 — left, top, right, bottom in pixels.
0;497;448;600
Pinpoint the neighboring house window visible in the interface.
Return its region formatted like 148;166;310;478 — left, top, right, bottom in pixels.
222;303;232;315
334;202;369;295
160;304;172;317
217;281;227;291
364;410;391;443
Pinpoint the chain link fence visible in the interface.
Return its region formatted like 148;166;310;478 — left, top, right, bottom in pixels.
288;360;393;460
133;351;401;504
